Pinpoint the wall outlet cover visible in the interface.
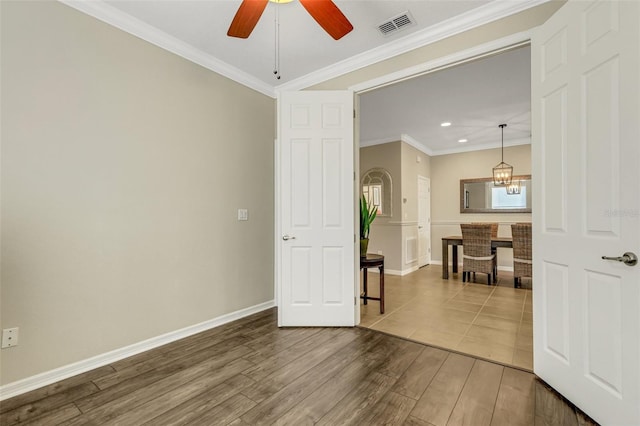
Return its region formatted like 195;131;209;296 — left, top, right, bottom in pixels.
2;327;19;348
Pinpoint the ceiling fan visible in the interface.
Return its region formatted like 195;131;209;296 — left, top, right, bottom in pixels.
227;0;353;40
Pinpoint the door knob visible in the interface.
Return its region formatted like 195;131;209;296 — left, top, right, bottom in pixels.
601;252;638;266
282;235;296;241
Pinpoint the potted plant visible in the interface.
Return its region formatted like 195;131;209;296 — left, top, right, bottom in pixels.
360;195;377;258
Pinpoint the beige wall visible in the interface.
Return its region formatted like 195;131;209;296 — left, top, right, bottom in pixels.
360;142;402;270
431;145;532;267
360;142;431;273
1;1;275;384
401;143;432;223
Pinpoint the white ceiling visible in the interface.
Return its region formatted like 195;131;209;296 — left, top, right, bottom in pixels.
360;44;531;155
62;0;538;154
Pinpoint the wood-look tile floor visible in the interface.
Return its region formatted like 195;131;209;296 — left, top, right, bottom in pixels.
0;308;595;426
359;265;533;370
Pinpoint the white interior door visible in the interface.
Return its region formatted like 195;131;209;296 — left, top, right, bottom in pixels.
418;176;431;267
277;91;355;327
532;1;639;424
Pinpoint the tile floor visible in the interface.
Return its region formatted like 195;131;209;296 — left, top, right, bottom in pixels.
359;264;533;370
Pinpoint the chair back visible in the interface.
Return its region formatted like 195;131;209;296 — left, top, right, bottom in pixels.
511;223;532;261
461;224;493;257
511;223;533;282
472;222;498;238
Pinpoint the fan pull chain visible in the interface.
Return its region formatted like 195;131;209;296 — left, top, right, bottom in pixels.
273;6;281;80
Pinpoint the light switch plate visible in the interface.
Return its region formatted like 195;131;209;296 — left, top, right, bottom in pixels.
237;209;248;221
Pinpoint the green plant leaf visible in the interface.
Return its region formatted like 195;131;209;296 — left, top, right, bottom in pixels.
360;194;377;239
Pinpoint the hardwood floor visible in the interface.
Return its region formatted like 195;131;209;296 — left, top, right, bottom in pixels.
1;308;596;425
359;265;533;370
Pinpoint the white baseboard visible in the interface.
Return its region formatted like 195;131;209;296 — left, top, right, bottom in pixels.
368;266;419;276
0;300;275;401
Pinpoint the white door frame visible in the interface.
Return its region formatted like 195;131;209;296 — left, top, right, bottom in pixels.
349;31;533;95
349;30;534;320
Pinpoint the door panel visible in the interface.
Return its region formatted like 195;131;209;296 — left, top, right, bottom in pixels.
532;1;639;424
418;176;431;267
278;91;355;327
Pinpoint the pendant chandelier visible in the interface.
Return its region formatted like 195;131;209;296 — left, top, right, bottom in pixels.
492;124;513;186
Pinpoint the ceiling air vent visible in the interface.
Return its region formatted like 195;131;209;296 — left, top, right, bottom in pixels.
377;11;415;36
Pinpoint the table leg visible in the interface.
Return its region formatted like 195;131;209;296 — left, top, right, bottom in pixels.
363;267;368;305
379;264;384;314
452;244;459;273
442;239;449;279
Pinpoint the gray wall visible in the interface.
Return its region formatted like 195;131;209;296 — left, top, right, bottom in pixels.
1;1;275;384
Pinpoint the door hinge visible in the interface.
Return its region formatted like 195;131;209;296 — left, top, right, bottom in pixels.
353;109;356;118
354;296;357;305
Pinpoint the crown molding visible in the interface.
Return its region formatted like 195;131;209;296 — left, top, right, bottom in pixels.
401;134;435;157
429;137;531;156
359;137;401;148
58;0;276;98
276;0;549;92
359;135;531;157
358;134;434;156
58;0;546;100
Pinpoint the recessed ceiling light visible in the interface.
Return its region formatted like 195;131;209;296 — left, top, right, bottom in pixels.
441;122;452;127
458;139;468;143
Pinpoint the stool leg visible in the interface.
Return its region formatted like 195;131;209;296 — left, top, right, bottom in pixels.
379;265;384;314
363;267;368;305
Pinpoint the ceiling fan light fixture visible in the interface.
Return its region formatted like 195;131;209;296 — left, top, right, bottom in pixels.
228;0;353;41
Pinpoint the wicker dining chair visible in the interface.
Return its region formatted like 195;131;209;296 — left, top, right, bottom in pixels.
461;224;496;285
472;222;499;282
511;223;532;288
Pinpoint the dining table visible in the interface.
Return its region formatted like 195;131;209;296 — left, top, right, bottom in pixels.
441;235;513;279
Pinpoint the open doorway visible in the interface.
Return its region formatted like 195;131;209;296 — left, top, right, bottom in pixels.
357;43;533;370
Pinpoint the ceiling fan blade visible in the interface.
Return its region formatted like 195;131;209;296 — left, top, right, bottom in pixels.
227;0;269;39
299;0;353;40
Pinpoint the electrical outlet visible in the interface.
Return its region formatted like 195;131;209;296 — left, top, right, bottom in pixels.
2;328;19;348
